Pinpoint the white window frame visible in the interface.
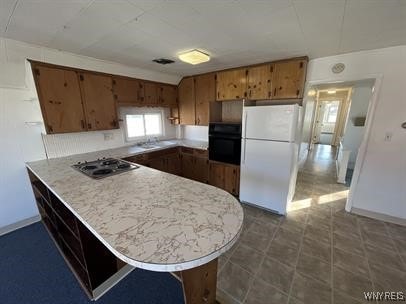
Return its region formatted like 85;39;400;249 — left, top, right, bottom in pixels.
323;102;339;124
121;107;165;142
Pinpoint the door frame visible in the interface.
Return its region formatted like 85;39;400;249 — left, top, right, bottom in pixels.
304;75;382;213
310;89;351;146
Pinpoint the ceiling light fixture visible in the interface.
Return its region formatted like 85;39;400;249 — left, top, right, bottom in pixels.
178;49;210;65
327;90;336;94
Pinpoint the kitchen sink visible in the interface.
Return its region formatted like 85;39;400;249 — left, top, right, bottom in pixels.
140;144;159;149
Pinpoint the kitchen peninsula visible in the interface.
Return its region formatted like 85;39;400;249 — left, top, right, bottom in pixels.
26;140;244;304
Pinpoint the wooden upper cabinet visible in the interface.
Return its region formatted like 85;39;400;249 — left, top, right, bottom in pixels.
32;65;86;134
112;77;144;105
272;59;307;99
158;84;177;107
195;73;215;126
216;68;247;101
178;77;196;125
247;64;272;100
79;72;118;131
144;82;158;105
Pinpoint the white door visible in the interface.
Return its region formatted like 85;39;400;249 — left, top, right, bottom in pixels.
240;139;294;214
243;105;298;142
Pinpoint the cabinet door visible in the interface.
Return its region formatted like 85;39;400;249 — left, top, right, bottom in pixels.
178;77;196;125
144;82;158;105
166;153;182;175
149;157;166;171
224;165;240;195
194;157;209;183
209;162;225;189
79;73;118;131
112;77;144;105
158;84;177;107
272;59;307;99
195;73;215;126
181;154;195;180
216;68;247;101
247;64;272;100
33;66;86;134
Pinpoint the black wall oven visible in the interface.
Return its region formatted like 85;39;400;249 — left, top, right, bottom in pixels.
209;123;242;165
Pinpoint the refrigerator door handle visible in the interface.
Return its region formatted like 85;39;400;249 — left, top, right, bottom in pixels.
244;112;248;139
242;138;247;164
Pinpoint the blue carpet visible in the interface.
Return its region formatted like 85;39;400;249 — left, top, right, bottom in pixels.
0;222;184;304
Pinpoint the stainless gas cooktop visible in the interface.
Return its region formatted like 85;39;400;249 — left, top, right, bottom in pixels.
72;158;139;179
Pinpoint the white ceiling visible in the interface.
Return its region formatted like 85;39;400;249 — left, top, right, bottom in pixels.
1;0;406;76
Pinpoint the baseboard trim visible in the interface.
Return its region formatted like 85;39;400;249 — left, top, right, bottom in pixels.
0;215;41;237
93;264;134;300
351;207;406;226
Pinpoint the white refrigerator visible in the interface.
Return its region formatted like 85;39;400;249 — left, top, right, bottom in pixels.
240;104;301;214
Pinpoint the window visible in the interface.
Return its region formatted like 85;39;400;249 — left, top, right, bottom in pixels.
323;101;339;124
125;112;163;140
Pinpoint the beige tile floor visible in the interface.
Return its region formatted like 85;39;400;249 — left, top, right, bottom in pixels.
217;145;406;304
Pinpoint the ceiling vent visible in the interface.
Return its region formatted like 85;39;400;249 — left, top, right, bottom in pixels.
152;58;175;65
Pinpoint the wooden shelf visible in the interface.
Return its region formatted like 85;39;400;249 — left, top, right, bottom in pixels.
27;168;127;300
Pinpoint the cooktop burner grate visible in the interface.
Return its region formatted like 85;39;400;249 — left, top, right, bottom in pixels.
72;158;139;179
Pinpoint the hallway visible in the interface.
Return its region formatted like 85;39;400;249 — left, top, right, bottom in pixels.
291;144;348;211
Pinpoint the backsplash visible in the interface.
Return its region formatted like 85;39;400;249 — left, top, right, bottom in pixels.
43;107;178;159
42;129;126;159
182;125;209;142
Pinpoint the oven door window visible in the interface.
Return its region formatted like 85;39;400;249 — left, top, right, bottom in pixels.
209;137;241;165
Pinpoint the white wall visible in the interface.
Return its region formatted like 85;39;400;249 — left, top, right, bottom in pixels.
342;83;373;168
307;45;406;220
0;38;180;230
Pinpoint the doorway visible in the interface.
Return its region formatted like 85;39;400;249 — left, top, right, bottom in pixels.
311;88;352;147
292;79;376;212
313;100;340;145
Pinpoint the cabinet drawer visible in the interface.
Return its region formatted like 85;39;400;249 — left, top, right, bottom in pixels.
181;147;195;155
123;154;148;164
193;149;208;158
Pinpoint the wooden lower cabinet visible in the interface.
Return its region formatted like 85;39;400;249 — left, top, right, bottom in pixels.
181;153;196;180
124;147;240;196
27;169;126;300
194;157;209;184
180;258;218;304
180;147;209;184
165;152;182;175
209;161;240;196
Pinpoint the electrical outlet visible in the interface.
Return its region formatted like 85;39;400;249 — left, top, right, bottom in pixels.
384;132;392;142
104;133;114;141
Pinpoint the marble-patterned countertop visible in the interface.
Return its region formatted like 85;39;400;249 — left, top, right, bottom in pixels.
26;139;244;272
